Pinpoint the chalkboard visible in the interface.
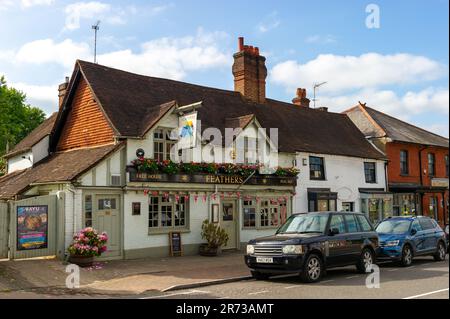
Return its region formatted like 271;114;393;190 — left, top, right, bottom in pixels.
169;232;182;256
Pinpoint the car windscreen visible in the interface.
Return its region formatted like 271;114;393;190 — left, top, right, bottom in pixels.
277;214;328;234
376;219;411;234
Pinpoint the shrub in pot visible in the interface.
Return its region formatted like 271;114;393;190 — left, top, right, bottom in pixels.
199;220;229;256
68;227;108;267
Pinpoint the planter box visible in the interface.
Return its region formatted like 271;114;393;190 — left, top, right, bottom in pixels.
199;244;222;257
69;255;94;267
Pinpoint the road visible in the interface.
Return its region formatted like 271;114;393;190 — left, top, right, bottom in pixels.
0;256;447;299
138;257;449;299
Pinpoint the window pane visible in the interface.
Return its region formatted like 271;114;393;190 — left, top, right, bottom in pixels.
400;150;409;175
329;215;346;234
317;200;328;211
243;207;256;227
356;215;372;232
161;205;173;227
149;197;159;228
364;162;376;183
309;156;325;180
344;215;359;233
368;199;380;224
428;153;435;175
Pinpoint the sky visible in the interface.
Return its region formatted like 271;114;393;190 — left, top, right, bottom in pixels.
0;0;448;137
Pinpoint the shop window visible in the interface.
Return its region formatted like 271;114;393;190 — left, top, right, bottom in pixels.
428;153;435;176
429;197;438;220
368;199;379;225
153;128;176;161
308;191;337;212
148;196;187;230
259;199;284;228
243;200;256;227
364;162;376;183
400;150;409;175
309;156;325;180
84;195;92;227
132;202;141;216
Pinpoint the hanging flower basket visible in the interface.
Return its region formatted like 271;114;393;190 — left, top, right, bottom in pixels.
68;227;108;267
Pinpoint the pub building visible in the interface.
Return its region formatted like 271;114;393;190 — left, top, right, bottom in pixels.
1;38;389;260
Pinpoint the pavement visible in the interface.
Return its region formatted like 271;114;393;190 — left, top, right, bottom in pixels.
136;257;449;300
0;251;249;297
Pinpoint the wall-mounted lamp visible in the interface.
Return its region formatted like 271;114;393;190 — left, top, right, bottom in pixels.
302;158;308;166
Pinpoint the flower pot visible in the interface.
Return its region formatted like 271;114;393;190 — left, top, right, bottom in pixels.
199;244;222;257
69;255;94;267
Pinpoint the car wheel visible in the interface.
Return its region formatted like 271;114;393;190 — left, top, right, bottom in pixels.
300;254;323;283
399;245;413;267
356;248;374;273
433;242;446;262
251;270;271;280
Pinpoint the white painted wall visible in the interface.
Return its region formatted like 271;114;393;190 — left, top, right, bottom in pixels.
7;151;33;173
293;152;386;213
31;136;49;164
123;191;209;250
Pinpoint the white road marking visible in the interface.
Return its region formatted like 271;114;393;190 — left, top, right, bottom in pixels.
284;285;299;289
403;288;449;299
217;297;231;299
321;279;335;283
140;289;209;299
346;275;359;279
387;269;399;272
248;290;269;295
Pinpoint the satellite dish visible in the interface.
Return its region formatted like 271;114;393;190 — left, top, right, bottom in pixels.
136;148;145;158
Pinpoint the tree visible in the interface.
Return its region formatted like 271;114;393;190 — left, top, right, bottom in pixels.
0;76;46;175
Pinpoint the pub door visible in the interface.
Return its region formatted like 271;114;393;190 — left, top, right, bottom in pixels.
221;200;238;250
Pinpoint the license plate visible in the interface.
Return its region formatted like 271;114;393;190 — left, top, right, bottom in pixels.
256;257;273;263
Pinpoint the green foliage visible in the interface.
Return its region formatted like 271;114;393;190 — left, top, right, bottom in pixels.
0;76;46;175
201;219;229;249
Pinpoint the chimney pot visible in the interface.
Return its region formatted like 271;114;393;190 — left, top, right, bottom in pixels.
317;107;328;112
238;37;244;51
292;88;310;108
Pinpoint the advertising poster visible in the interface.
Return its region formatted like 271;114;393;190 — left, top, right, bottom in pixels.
17;206;48;250
178;112;197;149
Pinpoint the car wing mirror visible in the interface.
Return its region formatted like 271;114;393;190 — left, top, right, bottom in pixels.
328;228;339;236
410;228;417;236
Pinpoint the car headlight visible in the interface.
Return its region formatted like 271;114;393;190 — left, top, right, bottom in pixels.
384;240;400;247
282;245;304;255
246;245;255;255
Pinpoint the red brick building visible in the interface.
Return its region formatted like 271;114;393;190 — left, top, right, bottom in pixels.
345;103;449;226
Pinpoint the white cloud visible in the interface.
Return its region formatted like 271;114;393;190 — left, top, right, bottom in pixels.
257;11;281;33
305;34;337;44
14;82;58;110
0;0;54;10
21;0;54;8
96;29;231;80
270;53;446;93
15;38;91;68
64;1;112;31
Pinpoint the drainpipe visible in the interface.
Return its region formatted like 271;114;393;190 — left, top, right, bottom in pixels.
66;185;77;254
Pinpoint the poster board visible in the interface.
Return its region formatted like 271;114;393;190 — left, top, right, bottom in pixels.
169;232;183;257
17;205;48;250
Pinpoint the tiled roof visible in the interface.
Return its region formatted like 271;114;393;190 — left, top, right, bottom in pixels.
70;60;385;159
0;143;122;200
364;106;449;148
4;112;58;158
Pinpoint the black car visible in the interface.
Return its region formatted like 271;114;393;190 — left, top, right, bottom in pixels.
244;211;379;283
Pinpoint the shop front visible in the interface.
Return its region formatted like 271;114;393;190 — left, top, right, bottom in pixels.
123;167;297;258
359;189;393;225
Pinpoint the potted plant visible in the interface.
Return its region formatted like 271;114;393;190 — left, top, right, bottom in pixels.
68;227;108;267
199;220;229;256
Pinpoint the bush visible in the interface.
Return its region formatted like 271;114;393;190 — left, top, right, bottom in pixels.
201;220;229;249
68;227;108;257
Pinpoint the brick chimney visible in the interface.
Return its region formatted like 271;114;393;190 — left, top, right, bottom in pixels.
58;76;69;109
292;88;310;108
232;37;267;104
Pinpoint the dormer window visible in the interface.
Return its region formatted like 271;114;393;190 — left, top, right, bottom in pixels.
153;128;176;161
